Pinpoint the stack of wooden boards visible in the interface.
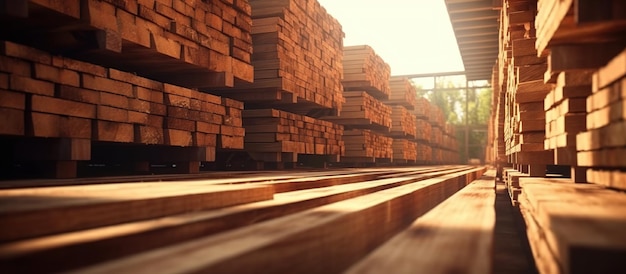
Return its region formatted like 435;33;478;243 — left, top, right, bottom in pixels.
232;0;344;113
324;45;395;164
0;166;489;273
387;77;418;163
233;0;346;165
577;49;626;190
490;0;626;180
543;71;591;181
342;45;391;99
517;177;626;274
497;0;554;177
486;1;626;273
242;109;344;162
429;105;445;163
414;98;433;163
0;0;254;88
0;38;244;178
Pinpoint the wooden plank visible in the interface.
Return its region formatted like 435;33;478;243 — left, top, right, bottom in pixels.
345;170;496;274
0;167;464;272
65;167;486;274
519;177;626;274
0;184;274;242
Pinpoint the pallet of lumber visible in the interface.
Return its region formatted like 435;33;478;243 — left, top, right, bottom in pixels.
342;129;393;162
229;0;344;113
322;91;392;131
392;139;417;163
0;0;254;88
389;106;417;139
0;41;243;178
518;177;626;274
577;48;626;190
345;170;496;274
385;77;417;110
243;109;344;161
342;45;391;99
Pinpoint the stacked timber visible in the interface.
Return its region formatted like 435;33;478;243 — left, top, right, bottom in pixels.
389;106;417;139
384;77;418;163
243;109;344;163
327;45;393;164
230;0;344;114
391;139;417;164
544;71;592;181
0;0;254;88
0;41;243;178
498;0;553;176
518;177;626;274
414;97;433;163
531;0;626;181
442;124;459;164
577;49;626;190
489;64;507;177
342;129;393;163
342;45;391;99
429;105;445;164
323;91;392;132
386;77;418;110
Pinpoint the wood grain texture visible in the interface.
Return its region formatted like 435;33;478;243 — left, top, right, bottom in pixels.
346;170;496;274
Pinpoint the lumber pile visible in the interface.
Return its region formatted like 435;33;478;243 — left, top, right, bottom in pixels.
414;98;433;163
323;91;392;131
577;48;626;190
544;71;592;180
342;129;393;163
531;0;626;181
231;0;344;113
342;45;391;99
497;0;553;176
389;106;417;139
0;0;254;88
242;109;344;162
386;77;417;110
0;40;244;178
442;124;460;164
391;139;418;164
415;119;432;144
416;143;432;164
488;64;507;177
518;177;626;274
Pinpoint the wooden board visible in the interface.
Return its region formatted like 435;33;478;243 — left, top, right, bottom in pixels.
0;184;274;242
519;177;626;274
0;167;466;272
345;170;496;274
63;167;486;274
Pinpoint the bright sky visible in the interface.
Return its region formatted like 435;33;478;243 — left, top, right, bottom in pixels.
317;0;464;77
